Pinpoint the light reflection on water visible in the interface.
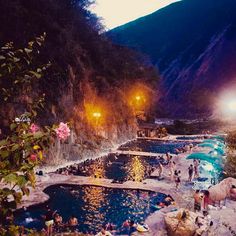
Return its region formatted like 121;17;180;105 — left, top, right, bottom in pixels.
81;186;105;226
83;154;156;182
77;139;195;181
15;185;167;234
58;139;192;182
128;156;146;182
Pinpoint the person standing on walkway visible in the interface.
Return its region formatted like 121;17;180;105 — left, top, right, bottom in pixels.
203;190;210;215
189;143;193;152
168;161;176;180
157;162;163;178
188;164;194;182
193;159;200;178
193;190;202;212
174;170;181;190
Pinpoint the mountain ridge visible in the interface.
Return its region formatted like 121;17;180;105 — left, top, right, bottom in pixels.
107;0;236;117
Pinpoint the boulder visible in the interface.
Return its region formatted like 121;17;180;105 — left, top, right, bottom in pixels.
209;177;236;202
164;209;198;236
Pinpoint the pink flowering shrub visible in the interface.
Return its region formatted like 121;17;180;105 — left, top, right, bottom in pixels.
29;123;39;133
29;154;37;162
55;122;70;141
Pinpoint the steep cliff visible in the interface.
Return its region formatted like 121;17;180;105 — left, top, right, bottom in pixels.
0;0;159;164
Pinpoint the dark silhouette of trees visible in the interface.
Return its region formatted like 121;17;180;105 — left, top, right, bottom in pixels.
0;0;159;133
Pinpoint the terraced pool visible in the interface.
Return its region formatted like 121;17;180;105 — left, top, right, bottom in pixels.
15;185;169;234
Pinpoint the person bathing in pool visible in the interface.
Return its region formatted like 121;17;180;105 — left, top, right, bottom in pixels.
43;206;57;236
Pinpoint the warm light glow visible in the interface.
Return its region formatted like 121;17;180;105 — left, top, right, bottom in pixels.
91;163;105;179
129;156;145;182
228;100;236;111
84;102;106;128
132;92;146;111
93;112;101;118
215;88;236;119
81;186;105;221
126;83;152;114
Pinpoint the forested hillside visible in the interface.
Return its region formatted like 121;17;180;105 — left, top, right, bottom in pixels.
0;0;158;144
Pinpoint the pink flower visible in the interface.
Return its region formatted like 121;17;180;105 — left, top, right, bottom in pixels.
29;154;37;162
29;123;39;133
55;122;70;141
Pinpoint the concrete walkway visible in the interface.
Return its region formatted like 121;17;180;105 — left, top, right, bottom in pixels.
110;150;175;157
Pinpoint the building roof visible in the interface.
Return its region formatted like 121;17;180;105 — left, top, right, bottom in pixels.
138;123;160;129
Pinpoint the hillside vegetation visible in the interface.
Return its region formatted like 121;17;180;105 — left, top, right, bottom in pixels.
0;0;159;148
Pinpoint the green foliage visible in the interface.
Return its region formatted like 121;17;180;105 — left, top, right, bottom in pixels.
224;130;236;177
0;224;38;236
0;0;159;128
226;130;236;150
224;153;236;178
0;37;56;234
0;118;51;214
0;33;50;127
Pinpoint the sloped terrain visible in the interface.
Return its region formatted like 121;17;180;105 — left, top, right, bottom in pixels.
107;0;236;117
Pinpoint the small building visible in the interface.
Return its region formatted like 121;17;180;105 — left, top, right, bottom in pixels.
137;123;167;138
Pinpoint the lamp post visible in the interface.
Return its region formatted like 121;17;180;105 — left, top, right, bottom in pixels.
135;95;141;102
134;94;146;121
93;112;101;135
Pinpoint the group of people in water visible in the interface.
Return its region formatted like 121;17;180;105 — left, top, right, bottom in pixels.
41;206;79;235
46;141;202;235
9;206;79;236
154;194;175;210
20;136;234;235
54;141;196;186
55;153;168;183
175;143;194;154
54;146;197;191
39;206;153;236
55;157;107;177
39;139;223;236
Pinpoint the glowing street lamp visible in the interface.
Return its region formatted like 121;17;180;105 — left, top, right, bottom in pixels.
92;112;101;118
135;95;141;101
92;112;101;135
134;93;146;115
127;84;151;122
134;94;145;109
